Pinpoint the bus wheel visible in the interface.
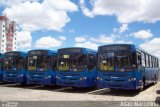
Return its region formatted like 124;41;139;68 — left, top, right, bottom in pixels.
21;82;26;86
139;79;145;92
110;88;116;92
72;87;79;89
154;75;157;85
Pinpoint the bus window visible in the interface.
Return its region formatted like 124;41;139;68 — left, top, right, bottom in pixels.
37;56;51;71
28;55;52;71
58;54;87;72
98;53;114;71
151;57;154;67
136;52;141;67
149;56;152;67
0;58;4;70
52;55;57;70
156;59;159;67
4;56;22;70
145;54;149;67
88;54;96;71
141;52;145;67
98;52;135;72
23;56;28;69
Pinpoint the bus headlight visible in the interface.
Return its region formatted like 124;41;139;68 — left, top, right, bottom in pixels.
132;78;136;81
97;77;99;80
56;76;60;79
45;76;51;79
18;74;23;77
97;77;102;80
128;78;136;82
80;77;87;80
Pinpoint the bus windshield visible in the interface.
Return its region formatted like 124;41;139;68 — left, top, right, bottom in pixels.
4;56;23;70
0;58;3;70
58;53;87;72
28;55;52;71
98;52;136;72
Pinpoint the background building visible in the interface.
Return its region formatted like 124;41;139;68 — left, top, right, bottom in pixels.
0;16;16;53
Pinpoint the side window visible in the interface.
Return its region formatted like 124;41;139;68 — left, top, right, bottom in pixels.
152;58;155;67
0;58;4;70
88;54;96;71
136;52;141;66
141;52;145;67
52;55;57;70
149;56;152;67
146;54;149;67
156;59;159;68
23;56;28;69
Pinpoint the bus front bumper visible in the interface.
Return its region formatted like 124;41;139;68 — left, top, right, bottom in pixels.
56;78;95;88
27;76;56;85
3;74;25;83
0;74;3;82
97;79;142;90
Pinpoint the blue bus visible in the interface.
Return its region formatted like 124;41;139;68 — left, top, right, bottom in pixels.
3;51;27;84
56;47;97;88
26;50;57;85
0;53;4;82
97;44;159;91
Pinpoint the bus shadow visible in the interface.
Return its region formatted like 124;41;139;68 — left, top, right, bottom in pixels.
96;89;139;97
2;84;37;88
143;83;155;91
155;97;160;106
92;83;155;97
30;85;63;91
2;83;63;91
57;87;96;94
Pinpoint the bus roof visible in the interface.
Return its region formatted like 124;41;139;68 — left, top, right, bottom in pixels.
4;51;27;57
28;49;56;54
58;47;97;54
98;44;159;59
98;44;135;49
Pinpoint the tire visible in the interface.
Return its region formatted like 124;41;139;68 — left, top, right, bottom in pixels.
154;75;157;84
72;87;79;89
20;78;27;85
110;88;116;92
20;82;26;85
138;79;145;92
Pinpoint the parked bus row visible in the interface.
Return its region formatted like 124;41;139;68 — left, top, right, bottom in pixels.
0;44;159;92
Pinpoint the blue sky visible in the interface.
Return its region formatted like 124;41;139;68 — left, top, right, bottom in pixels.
0;0;160;58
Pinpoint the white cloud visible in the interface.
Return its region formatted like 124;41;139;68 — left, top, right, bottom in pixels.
75;35;132;50
90;34;132;44
90;35;114;44
3;0;78;31
140;38;160;58
75;41;99;50
16;31;32;50
59;36;66;41
0;0;41;6
80;0;94;18
35;36;65;48
80;0;160;23
119;24;128;33
131;30;153;40
75;37;86;43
